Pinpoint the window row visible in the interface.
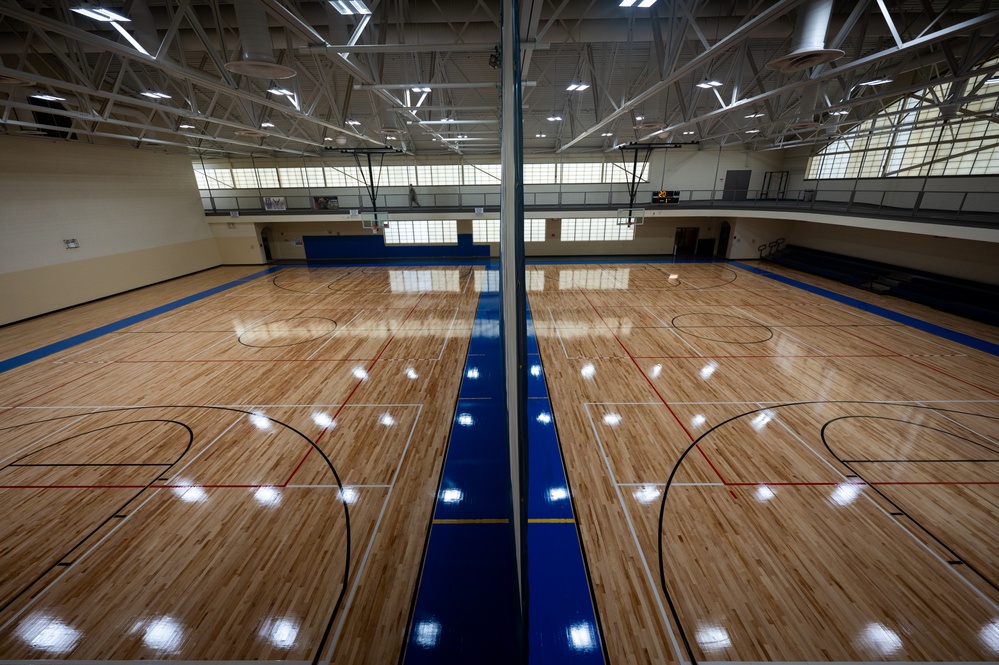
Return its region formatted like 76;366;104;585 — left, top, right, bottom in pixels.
806;66;999;179
380;219;635;245
193;162;649;190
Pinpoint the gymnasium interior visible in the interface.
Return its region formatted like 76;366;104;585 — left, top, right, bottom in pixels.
2;1;999;664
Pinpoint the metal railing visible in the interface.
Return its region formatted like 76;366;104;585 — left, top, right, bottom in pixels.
202;185;999;227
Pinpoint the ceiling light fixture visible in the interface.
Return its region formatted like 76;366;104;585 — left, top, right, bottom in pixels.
985;78;999;85
696;79;723;89
70;5;129;22
261;122;275;128
745;129;760;133
858;78;893;86
140;91;171;99
546;115;562;122
601;132;613;137
346;119;361;125
682;130;695;135
330;0;371;15
535;133;546;138
620;0;657;6
566;82;590;91
179;123;195;129
30;92;66;101
411;86;432;93
744;112;765;118
830;109;850;116
268;87;294;96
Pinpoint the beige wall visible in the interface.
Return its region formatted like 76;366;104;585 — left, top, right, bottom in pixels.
0;136;219;324
789;221;999;285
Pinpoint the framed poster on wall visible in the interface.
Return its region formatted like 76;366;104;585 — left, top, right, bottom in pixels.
313;196;339;210
262;196;287;211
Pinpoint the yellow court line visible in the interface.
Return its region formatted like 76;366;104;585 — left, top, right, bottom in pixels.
528;518;575;523
432;518;510;524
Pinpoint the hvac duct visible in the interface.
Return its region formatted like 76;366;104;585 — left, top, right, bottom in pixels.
767;0;844;73
224;0;295;79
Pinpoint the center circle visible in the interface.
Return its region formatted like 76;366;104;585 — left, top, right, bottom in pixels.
237;317;337;347
671;313;773;344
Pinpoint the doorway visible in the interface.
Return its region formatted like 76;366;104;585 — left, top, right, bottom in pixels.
673;227;699;257
260;226;273;261
716;221;731;258
722;169;752;201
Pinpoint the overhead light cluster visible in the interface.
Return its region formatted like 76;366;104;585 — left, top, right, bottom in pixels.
411;86;432;93
70;5;129;22
140;91;171;99
261;121;275;128
696;79;723;89
830;109;850;116
619;0;657;6
72;5;149;55
566;82;590;91
346;119;361;125
30;92;65;101
179;123;195;129
985;77;999;85
744;112;765;118
535;133;547;138
858;78;893;86
682;130;695;135
268;87;294;96
600;132;613;137
330;0;371;15
546;115;562;122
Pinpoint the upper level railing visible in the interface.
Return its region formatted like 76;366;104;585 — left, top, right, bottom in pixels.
201;184;999;228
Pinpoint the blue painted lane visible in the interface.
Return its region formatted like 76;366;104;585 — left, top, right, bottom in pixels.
732;260;999;357
403;290;520;664
0;267;283;373
524;301;605;664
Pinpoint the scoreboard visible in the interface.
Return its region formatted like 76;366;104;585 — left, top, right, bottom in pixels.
652;190;680;204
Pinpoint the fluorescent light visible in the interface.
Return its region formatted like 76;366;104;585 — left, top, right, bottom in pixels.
71;6;130;21
411;86;431;93
566;82;590;91
638;0;658;5
619;0;638;6
110;21;148;55
744;112;765;118
30;93;65;101
261;121;275;128
635;115;644;121
546;115;562;121
697;79;722;89
859;78;893;86
268;87;294;96
985;78;999;85
682;130;695;135
601;132;613;137
830;109;849;116
385;135;398;140
330;0;370;14
745;129;760;133
179;123;195;129
140;91;171;99
346;119;361;125
535;133;546;138
324;136;333;141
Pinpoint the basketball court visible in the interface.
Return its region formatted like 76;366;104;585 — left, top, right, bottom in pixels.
1;260;998;663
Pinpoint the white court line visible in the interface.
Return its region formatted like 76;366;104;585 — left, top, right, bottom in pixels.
162;418;242;483
764;326;830;356
305;310;363;361
646;305;704;358
432;306;460;361
583;403;687;665
547;306;572;360
768;404;999;614
923;404;999;449
322;403;424;663
286;484;391;489
883;323;970;355
0;484;168;635
0;412;93;467
617;482;725;487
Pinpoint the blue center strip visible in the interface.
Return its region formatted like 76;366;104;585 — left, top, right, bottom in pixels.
403;285;520;664
525;301;606;664
731;261;999;357
0;267;283;373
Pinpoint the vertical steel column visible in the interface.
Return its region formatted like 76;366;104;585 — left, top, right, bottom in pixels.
500;0;528;646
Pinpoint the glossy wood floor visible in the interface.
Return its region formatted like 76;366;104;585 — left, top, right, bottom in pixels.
0;266;481;663
529;261;999;664
3;261;999;664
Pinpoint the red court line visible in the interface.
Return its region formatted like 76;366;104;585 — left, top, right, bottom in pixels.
575;287;730;487
0;483;290;489
731;279;999;399
281;291;430;487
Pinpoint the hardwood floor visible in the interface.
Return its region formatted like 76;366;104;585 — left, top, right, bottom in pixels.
2;261;998;663
529;261;999;664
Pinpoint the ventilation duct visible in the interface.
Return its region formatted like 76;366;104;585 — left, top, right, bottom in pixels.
767;0;844;73
224;0;295;79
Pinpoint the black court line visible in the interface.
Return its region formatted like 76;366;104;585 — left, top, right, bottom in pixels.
670;313;774;344
237;317;338;348
656;401;999;665
0;405;350;665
